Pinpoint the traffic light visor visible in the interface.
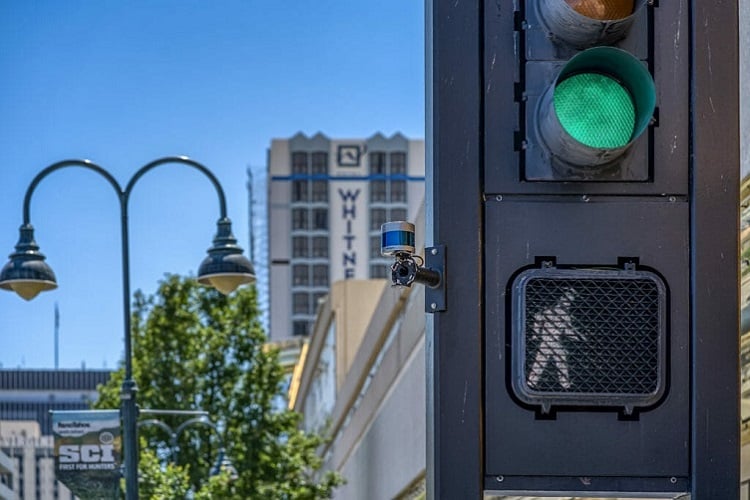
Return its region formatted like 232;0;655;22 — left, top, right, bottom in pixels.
565;0;634;20
538;0;646;48
551;47;655;150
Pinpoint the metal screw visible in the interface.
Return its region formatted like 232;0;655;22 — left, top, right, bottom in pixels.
670;477;678;484
495;195;503;202
495;476;504;483
431;248;438;255
581;195;590;202
430;303;438;310
668;196;676;202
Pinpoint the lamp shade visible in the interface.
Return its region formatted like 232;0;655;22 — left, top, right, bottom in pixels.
0;224;57;300
197;218;255;294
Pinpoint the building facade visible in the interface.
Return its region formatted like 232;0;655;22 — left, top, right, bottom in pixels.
289;277;425;500
740;175;750;498
0;421;73;500
0;370;111;436
0;370;111;500
0;448;14;500
267;132;424;341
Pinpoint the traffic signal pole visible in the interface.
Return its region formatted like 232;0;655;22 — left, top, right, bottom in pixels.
690;1;740;496
425;0;483;498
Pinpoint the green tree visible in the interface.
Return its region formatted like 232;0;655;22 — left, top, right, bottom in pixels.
94;274;342;499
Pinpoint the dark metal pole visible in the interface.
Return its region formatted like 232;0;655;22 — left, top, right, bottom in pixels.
120;196;139;500
426;0;483;498
690;0;740;496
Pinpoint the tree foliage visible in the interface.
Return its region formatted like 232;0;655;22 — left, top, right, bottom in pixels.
94;274;342;499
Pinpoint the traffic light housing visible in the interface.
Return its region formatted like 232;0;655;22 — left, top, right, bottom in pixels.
476;0;737;496
521;1;655;180
428;0;738;497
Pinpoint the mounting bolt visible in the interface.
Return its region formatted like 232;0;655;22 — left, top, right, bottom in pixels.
431;248;438;256
495;475;504;483
430;302;438;311
495;195;503;202
670;477;678;484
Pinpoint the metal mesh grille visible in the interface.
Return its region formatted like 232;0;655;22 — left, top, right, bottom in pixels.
512;269;666;411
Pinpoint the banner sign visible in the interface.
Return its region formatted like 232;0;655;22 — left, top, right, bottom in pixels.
52;410;121;499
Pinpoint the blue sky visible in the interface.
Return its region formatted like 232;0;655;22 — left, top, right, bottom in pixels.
0;1;424;369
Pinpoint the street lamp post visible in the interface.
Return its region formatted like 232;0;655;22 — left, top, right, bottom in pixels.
137;410;237;479
0;157;255;500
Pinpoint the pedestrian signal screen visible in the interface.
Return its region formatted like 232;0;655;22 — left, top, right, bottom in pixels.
510;266;667;415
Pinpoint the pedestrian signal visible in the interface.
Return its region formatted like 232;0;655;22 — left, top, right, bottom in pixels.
511;266;666;415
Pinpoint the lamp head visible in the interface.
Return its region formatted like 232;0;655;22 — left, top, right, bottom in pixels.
197;218;255;294
0;224;57;300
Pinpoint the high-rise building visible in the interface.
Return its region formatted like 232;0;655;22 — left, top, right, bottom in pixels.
267;132;425;341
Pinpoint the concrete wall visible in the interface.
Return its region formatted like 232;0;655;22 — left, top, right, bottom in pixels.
331;289;426;500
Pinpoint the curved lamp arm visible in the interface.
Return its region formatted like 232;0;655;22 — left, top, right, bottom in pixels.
22;159;123;225
139;416;224;464
21;156;228;224
124;156;228;220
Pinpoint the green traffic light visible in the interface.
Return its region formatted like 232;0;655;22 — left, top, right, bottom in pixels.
554;72;636;149
536;47;656;168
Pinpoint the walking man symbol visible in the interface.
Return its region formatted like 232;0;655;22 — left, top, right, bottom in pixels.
527;288;585;390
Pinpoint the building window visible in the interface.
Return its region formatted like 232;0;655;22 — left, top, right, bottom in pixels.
292;180;308;202
293;292;310;314
369;152;386;174
370;208;386;230
370;264;391;279
370;264;389;279
293;320;309;337
312;265;329;286
312;208;328;230
370;180;387;202
311;152;328;174
292;209;308;230
370;236;382;259
293;264;309;286
390;152;407;174
292;236;309;258
311;180;328;202
292;152;308;174
390;207;407;222
312;236;329;258
390;180;407;202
